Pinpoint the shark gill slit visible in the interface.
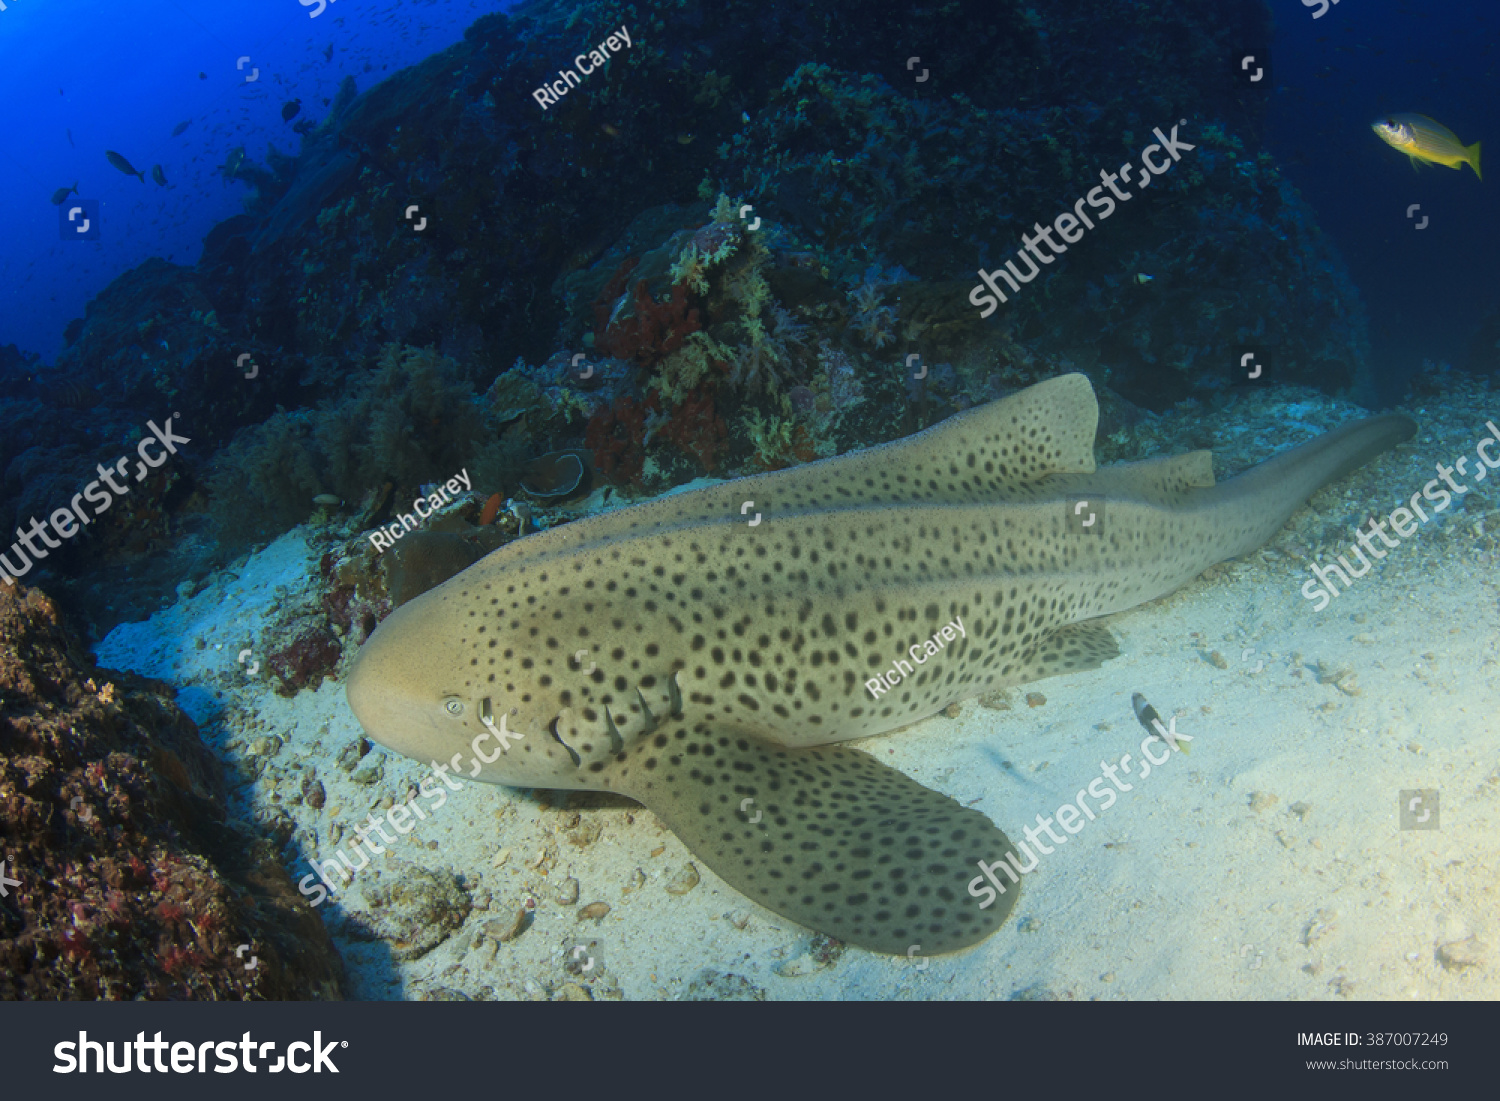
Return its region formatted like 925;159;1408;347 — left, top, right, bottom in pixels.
548;717;582;767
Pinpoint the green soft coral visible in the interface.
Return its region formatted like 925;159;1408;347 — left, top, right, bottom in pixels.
740;407;799;470
670;243;712;294
651;331;732;404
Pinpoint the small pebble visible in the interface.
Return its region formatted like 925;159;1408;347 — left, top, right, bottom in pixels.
1436;937;1488;971
485;908;528;944
578;901;611;922
665;863;700;896
1249;791;1278;813
491;846;512;868
303;779;326;810
1025;692;1046;708
1208;650;1228;669
1288;801;1312;821
944;702;962;719
977;689;1012;711
556;877;580;904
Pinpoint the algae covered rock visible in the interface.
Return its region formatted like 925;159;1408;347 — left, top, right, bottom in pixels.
351;861;472;961
0;581;345;1000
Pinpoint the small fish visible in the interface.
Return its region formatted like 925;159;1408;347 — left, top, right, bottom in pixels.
1134;273;1154;284
41;381;101;410
1132;692;1188;754
479;493;503;526
281;99;301;122
312;494;342;507
676;132;695;145
171;119;191;137
66;128;74;148
151;164;167;187
323;43;334;62
1131;691;1162;733
600;123;620;139
1372;113;1481;179
220;145;246;182
106;150;146;182
51;181;79;205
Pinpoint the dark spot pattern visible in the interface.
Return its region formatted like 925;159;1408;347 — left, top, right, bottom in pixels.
393;375;1415;953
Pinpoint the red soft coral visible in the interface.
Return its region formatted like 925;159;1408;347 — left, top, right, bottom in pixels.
660;387;727;474
585;395;650;486
596;275;702;368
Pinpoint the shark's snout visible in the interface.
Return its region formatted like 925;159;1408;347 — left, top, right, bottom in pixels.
346;599;465;769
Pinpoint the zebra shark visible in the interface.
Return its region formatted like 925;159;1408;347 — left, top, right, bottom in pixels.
346;374;1415;954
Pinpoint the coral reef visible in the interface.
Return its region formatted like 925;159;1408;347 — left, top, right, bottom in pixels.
583;395;651;487
0;582;344;998
265;623;344;698
206;343;495;544
2;0;1366;631
595;266;702;368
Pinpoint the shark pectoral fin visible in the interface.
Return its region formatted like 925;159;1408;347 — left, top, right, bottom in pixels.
1021;621;1121;681
609;720;1020;955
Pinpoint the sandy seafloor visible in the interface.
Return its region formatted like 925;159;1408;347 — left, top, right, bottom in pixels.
95;397;1500;1001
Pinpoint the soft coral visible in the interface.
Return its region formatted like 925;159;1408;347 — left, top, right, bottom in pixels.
596;269;702;368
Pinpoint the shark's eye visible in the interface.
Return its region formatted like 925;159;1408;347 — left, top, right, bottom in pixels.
443;697;465;717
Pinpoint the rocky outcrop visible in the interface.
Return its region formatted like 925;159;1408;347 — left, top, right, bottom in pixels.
0;581;344;999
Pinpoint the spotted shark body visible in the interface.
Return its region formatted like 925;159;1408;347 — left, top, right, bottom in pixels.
346;374;1415;955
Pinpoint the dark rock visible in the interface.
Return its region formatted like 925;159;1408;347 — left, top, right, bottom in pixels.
0;581;344;999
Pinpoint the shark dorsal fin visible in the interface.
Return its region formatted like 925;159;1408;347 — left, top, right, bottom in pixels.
496;374;1102;566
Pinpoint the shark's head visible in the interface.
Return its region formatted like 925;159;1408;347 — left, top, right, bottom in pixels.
345;571;586;789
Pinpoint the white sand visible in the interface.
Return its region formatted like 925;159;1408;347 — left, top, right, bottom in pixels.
94;411;1500;1001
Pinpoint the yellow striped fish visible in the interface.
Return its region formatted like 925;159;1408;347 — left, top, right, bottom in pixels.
1372;114;1481;180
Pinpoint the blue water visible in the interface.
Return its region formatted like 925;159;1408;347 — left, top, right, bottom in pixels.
0;0;511;361
2;0;1494;386
1264;0;1499;398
